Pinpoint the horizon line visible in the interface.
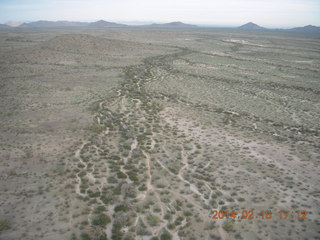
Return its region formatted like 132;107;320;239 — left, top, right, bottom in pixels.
2;19;319;29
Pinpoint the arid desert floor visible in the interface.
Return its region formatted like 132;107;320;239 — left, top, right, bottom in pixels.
0;27;319;240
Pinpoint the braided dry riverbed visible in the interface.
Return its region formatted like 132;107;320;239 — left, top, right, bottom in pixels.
69;47;320;240
70;49;224;240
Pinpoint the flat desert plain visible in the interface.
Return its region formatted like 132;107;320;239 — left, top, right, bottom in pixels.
0;27;319;240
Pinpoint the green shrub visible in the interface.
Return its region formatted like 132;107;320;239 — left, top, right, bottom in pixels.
183;211;192;216
147;215;160;226
114;205;128;212
160;231;172;240
138;184;147;191
127;171;139;182
223;221;234;232
92;214;111;227
94;206;106;214
80;232;90;240
111;155;121;160
90;124;104;133
0;219;11;231
88;190;100;198
112;223;123;240
117;171;127;179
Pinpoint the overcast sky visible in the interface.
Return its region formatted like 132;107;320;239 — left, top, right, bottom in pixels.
0;0;319;27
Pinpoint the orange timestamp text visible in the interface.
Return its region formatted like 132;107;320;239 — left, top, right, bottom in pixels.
211;210;309;220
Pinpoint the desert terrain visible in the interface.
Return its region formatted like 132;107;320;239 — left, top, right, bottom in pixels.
0;27;319;240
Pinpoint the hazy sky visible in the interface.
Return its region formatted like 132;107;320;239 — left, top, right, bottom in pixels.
0;0;319;27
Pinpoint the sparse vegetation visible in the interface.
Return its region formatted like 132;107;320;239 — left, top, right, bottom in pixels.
0;27;319;240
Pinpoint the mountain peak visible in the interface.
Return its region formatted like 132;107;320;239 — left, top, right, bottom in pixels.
238;22;265;30
168;21;183;24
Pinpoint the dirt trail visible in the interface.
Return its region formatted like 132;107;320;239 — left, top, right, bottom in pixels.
142;150;153;192
75;141;88;196
124;138;138;164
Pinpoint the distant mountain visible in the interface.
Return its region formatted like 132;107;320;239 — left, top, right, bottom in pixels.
19;20;88;28
0;23;10;28
89;20;127;28
148;21;198;28
6;19;319;32
289;25;320;33
238;22;265;30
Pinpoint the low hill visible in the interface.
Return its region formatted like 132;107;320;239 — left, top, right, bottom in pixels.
88;20;127;28
0;23;11;28
3;33;170;67
42;34;137;53
149;21;198;28
289;25;320;33
19;20;88;28
238;22;265;30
